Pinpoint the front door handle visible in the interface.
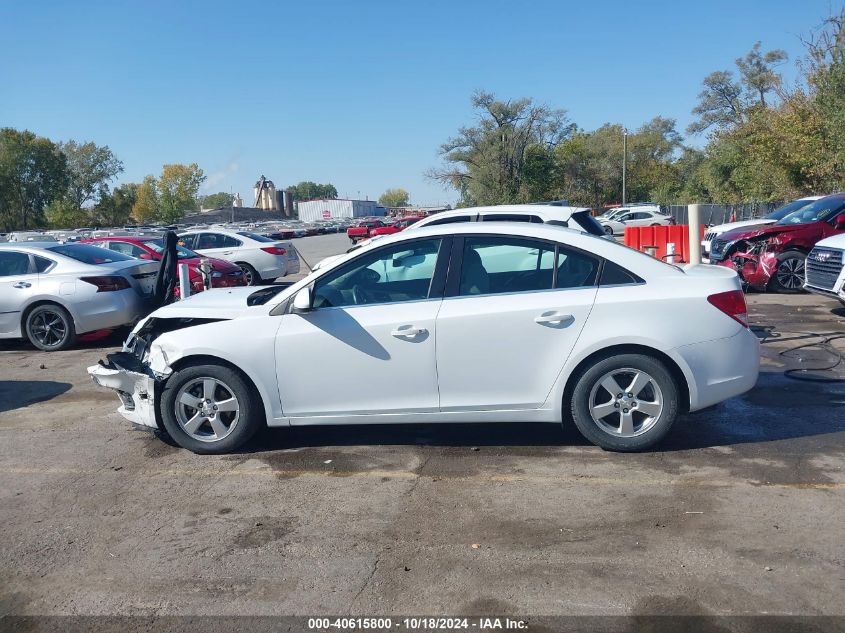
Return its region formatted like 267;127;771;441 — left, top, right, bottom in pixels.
534;311;574;325
391;325;426;338
13;281;32;289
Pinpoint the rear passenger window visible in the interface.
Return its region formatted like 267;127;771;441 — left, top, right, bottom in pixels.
556;247;599;289
600;260;642;286
459;237;555;296
0;251;31;277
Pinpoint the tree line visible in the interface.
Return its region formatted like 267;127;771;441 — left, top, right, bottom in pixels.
0;133;347;231
430;8;845;209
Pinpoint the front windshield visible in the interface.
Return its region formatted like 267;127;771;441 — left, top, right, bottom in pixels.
776;197;845;225
145;239;197;260
766;198;816;221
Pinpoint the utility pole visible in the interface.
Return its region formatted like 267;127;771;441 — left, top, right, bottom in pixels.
622;128;628;207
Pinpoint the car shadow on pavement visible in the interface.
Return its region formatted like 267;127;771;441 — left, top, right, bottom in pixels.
0;380;72;414
244;421;590;453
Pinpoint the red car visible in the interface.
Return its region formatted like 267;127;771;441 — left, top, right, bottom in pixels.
709;194;845;293
81;236;247;295
347;219;385;243
368;216;423;237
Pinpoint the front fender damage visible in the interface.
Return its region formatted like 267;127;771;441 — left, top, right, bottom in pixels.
88;352;168;429
87;316;221;430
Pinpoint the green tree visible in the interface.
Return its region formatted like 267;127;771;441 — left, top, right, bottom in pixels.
0;128;69;230
132;175;159;223
156;163;205;223
200;191;234;209
687;71;745;135
95;182;138;227
59;140;123;209
287;181;338;202
45;198;89;229
736;42;788;106
429;90;573;206
378;188;410;207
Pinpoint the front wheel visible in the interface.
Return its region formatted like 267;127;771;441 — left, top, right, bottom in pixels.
159;363;263;454
25;304;76;351
768;250;806;294
569;353;680;451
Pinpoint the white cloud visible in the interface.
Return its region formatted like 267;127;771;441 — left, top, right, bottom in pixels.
201;159;240;193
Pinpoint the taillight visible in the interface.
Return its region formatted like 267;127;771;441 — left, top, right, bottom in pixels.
261;246;287;256
707;290;748;327
80;275;131;292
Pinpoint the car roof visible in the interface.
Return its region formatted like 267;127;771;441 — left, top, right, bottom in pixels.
420;204;589;223
0;241;64;251
348;221;680;278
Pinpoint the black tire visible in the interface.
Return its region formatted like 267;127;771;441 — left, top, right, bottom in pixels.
159;363;263;454
568;353;680;452
768;250;807;294
350;237;358;244
603;225;613;235
24;303;76;351
237;262;261;286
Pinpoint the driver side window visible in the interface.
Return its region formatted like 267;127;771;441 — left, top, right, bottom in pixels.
313;238;442;309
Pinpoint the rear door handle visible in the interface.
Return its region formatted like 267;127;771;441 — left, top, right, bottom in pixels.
534;311;574;325
391;325;426;338
13;281;31;289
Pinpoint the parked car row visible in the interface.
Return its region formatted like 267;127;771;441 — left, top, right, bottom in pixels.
595;205;675;236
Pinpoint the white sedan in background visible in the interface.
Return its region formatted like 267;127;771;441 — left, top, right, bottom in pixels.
599;210;674;236
177;229;299;285
0;242;159;351
90;222;758;454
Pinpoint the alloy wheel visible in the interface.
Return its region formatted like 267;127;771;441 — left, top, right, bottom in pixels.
29;310;67;348
775;257;805;290
588;368;664;437
238;264;254;285
174;377;241;442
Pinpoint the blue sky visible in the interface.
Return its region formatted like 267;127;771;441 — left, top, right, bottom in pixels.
0;0;836;206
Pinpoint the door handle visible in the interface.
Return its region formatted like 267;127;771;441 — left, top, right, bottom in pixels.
391;325;426;338
13;281;31;289
534;312;574;325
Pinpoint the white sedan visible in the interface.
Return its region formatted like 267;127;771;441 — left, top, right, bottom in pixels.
600;210;674;235
89;223;759;453
177;229;299;285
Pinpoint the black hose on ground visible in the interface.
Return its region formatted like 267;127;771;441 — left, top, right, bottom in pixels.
751;325;845;383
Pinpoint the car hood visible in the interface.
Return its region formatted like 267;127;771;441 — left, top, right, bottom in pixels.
708;219;775;235
718;222;810;242
148;286;271;319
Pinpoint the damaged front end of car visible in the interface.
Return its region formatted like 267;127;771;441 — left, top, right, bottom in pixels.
87;316;226;429
717;237;780;290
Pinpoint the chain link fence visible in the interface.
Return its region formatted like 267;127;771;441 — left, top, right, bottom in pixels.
664;203;782;226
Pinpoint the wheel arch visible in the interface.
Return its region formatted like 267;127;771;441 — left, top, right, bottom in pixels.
20;298;77;332
561;344;691;419
161;354;270;428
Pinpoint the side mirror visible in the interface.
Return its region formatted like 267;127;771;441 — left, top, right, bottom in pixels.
139;252;153;260
835;214;845;230
291;286;313;313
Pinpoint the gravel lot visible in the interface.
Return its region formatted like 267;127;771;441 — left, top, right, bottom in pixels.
1;233;844;622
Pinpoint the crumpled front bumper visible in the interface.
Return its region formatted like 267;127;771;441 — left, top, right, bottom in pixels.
87;352;159;429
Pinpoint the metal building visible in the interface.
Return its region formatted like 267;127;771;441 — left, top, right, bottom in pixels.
296;199;386;222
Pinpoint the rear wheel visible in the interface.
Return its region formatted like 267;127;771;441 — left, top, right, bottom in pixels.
25;304;76;351
159;363;262;454
603;225;613;235
768;250;806;294
237;262;261;286
569;353;679;451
